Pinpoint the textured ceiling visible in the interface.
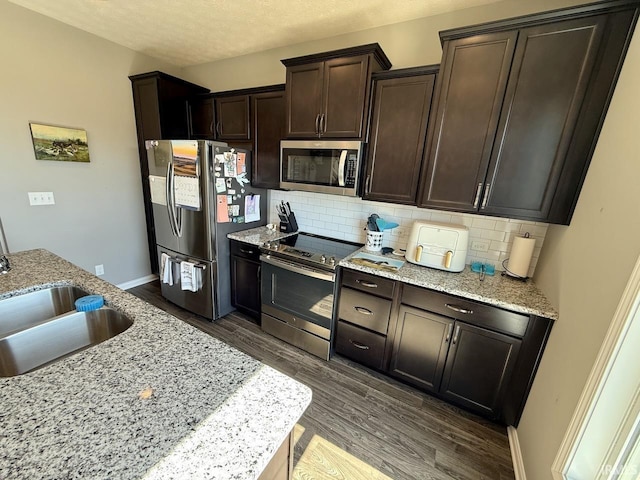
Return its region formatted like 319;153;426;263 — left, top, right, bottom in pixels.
8;0;504;67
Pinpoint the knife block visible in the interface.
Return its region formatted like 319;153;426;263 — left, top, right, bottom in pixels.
278;212;299;233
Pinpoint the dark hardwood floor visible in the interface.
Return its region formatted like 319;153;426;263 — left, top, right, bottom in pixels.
127;281;515;480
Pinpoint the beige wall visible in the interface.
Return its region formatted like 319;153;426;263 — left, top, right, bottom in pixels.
520;28;640;479
0;1;181;284
183;0;584;91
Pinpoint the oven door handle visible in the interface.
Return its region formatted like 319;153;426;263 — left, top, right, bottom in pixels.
260;255;335;282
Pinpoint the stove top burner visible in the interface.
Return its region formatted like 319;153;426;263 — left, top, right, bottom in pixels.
261;232;362;270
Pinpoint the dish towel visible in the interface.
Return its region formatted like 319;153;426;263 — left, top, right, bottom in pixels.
180;261;202;292
161;253;173;286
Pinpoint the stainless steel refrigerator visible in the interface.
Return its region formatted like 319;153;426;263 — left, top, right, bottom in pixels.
146;140;266;320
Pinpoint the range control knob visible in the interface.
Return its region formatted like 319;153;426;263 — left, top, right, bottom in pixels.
320;254;327;263
264;241;271;249
329;256;336;265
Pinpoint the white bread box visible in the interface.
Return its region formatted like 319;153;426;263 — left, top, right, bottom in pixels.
405;221;469;272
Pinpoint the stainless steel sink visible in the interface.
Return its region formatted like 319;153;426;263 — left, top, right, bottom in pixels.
0;286;89;336
0;307;133;377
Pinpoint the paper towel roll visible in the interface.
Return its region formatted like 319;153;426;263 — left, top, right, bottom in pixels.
506;234;536;278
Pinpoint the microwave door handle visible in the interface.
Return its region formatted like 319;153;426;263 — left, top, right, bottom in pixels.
338;150;347;187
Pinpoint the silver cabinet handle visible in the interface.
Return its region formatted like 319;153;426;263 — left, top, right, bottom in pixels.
481;183;491;209
354;306;373;315
356;279;378;288
473;182;483;209
445;303;473;314
321;113;326;133
216;121;222;137
349;339;370;350
315;114;320;135
365;175;371;196
452;325;461;344
445;323;454;342
240;248;255;255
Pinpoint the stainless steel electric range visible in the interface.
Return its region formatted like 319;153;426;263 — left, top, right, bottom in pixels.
260;232;362;360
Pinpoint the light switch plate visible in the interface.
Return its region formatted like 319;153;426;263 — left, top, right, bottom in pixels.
28;192;55;206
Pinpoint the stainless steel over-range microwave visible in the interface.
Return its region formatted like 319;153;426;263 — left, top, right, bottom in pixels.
280;140;364;197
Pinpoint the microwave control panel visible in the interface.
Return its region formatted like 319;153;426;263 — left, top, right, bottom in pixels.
345;154;357;187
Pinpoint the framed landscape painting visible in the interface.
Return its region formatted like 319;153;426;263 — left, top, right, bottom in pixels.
29;123;90;162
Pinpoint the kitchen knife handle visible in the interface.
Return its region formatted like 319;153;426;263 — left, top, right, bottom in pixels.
349;339;370;350
445;304;473;315
354;306;373;316
473;183;483;209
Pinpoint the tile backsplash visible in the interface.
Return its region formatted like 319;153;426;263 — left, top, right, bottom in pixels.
268;190;548;277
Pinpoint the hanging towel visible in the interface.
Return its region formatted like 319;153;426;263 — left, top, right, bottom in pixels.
161;253;173;286
180;261;199;292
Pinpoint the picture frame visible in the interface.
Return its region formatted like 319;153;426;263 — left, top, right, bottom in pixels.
29;122;90;162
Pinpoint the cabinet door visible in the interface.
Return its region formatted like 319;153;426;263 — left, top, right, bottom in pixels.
440;322;521;418
252;90;285;189
364;74;435;204
189;96;215;139
389;305;454;392
230;256;261;320
481;16;606;220
215;95;250;140
418;31;517;212
286;62;324;137
322;55;370;138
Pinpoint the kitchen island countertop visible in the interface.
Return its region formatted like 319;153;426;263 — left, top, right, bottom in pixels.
340;247;558;320
0;249;311;479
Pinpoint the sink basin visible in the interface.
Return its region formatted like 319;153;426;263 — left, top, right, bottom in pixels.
0;307;133;377
0;286;89;336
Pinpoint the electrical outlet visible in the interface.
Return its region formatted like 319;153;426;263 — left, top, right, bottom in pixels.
95;264;105;276
393;228;408;237
470;240;490;253
28;191;55;206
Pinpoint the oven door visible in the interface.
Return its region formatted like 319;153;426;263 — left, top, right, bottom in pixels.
260;255;335;340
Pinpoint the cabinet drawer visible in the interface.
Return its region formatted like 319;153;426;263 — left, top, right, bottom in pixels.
335;321;386;370
339;287;391;335
230;240;261;260
342;269;395;299
401;285;529;338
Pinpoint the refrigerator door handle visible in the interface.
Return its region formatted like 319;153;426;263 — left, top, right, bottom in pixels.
168;161;183;238
165;161;178;237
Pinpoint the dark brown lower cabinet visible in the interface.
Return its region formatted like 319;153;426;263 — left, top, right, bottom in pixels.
389;306;453;392
438;321;521;417
334;268;553;426
230;240;261;321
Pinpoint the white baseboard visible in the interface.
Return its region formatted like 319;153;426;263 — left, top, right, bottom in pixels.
117;274;158;291
508;426;527;480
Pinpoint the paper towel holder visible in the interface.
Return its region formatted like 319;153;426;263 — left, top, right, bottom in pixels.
501;232;533;281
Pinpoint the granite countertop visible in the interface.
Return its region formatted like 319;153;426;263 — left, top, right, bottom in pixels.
0;249;311;479
227;226;297;246
340;247;558;320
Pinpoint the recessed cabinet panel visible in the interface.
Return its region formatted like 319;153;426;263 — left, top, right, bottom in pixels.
286;63;324;138
420;32;517;212
322;55;369;138
216;95;250;140
252;91;285;189
364;72;435;204
439;322;521;417
389;305;453;392
482;17;606;219
189;96;215;139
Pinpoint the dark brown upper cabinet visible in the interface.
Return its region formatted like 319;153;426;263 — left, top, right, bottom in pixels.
214;94;250;140
362;67;437;205
188;95;215;139
252;90;286;189
418;2;639;224
282;44;391;139
129;71;209;273
199;84;285;189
